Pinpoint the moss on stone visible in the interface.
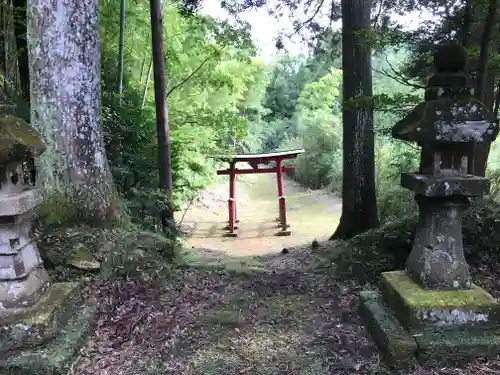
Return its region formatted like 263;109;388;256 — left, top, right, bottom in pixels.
415;328;500;364
359;290;417;368
2;282;76;326
0;283;78;355
0;116;45;161
2;304;97;375
382;271;497;308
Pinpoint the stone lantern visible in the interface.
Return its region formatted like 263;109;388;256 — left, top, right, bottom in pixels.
360;42;500;367
392;44;499;291
0;112;49;313
0;103;96;374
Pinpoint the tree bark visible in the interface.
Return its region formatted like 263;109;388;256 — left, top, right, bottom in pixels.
0;0;6;79
149;0;174;234
331;0;379;240
461;0;473;47
473;0;498;176
27;0;122;225
13;0;29;99
475;0;497;103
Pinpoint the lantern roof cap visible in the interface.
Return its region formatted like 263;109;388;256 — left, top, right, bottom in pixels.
0;115;46;164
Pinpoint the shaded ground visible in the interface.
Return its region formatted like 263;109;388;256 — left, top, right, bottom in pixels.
55;195;500;375
74;248;381;375
72;236;500;375
176;170;341;256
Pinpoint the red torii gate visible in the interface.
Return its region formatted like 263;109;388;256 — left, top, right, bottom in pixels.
216;149;305;237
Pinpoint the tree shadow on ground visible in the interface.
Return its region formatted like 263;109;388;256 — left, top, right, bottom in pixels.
74;260;382;375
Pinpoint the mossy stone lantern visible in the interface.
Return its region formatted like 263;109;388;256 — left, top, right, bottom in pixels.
0;104;97;372
0;108;49;313
392;42;499;290
359;42;500;366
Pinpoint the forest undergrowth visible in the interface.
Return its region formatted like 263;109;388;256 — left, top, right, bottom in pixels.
36;199;500;375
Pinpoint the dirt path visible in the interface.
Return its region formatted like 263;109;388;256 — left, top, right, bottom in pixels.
176;171;342;256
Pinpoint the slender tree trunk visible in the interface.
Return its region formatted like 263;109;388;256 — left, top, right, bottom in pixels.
331;0;379;240
149;0;174;234
13;0;28;99
461;0;473;47
27;0;122;225
0;0;6;79
118;0;125;100
473;0;498;176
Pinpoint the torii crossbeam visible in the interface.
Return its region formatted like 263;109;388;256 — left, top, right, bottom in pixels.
215;149;305;237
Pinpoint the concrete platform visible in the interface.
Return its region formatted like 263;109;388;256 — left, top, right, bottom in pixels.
381;271;500;331
0;282;97;375
360;273;500;368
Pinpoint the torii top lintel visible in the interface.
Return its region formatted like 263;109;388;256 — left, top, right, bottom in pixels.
215;149;305;165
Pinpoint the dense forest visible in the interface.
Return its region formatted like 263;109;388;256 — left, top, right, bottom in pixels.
93;0;500;234
2;0;500;235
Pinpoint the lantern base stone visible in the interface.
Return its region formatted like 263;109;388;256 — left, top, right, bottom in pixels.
0;282;97;375
381;271;500;331
360;271;500;368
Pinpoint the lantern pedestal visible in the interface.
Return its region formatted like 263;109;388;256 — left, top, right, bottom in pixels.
0;282;97;375
360;272;500;367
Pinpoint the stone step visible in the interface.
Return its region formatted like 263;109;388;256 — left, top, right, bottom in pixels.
380;271;500;332
359;290;417;368
361;288;500;369
415;328;500;365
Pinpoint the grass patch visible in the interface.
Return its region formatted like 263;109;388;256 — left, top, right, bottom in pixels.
180;248;268;276
308;199;500;285
198;309;247;327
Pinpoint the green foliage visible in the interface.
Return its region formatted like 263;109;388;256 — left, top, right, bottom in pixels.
100;227;178;282
291;69;343;190
96;0;500;234
99;0;264;229
246;43;424;224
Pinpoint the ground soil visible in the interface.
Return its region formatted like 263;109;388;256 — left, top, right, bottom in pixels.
176;172;342;256
67;174;500;375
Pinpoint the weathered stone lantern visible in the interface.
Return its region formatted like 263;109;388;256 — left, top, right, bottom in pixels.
0;111;49;313
0;103;96;374
360;42;500;367
392;44;499;291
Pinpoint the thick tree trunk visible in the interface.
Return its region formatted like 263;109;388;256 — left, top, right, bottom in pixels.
27;0;121;225
0;0;6;79
461;0;473;47
331;0;379;240
475;0;497;103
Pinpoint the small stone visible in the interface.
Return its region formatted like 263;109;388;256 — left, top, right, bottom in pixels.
69;243;100;271
281;248;289;254
311;239;319;249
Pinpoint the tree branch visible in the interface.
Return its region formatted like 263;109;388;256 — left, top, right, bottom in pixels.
371;53;425;89
290;0;325;35
166;46;225;98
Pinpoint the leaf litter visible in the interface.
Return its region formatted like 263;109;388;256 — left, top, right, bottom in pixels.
69;241;500;375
